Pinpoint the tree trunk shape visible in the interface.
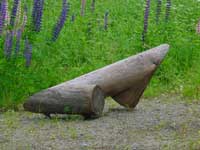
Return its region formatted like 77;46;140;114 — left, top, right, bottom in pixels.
24;44;169;116
24;85;105;118
64;44;169;107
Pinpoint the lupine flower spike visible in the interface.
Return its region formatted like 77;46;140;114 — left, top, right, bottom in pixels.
4;31;13;59
32;0;44;32
52;0;69;41
10;0;20;27
104;11;109;30
165;0;171;22
0;0;7;35
81;0;86;16
91;0;95;13
156;0;162;24
142;0;151;43
24;38;32;67
196;20;200;34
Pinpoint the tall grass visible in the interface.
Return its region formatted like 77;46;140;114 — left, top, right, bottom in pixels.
0;0;200;109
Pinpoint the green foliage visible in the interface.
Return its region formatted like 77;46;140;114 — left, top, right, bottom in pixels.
0;0;200;109
64;105;72;113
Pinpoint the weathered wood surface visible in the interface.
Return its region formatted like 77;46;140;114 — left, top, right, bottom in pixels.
24;44;169;116
58;44;169;107
23;85;105;118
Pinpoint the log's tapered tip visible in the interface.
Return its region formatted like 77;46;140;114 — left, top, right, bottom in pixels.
148;44;170;66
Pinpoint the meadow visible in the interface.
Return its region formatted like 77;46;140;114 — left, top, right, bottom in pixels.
0;0;200;109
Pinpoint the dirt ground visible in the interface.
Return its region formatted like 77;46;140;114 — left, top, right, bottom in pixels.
0;95;200;150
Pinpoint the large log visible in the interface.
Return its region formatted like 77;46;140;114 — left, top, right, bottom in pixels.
23;85;105;118
24;44;169;116
56;44;169;107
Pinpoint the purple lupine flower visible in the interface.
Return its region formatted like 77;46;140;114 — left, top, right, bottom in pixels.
4;31;13;59
15;29;22;56
52;0;69;41
196;20;200;34
32;0;44;32
71;14;75;23
165;0;171;22
10;0;20;27
35;0;44;32
142;0;151;43
104;11;109;30
81;0;86;16
32;0;37;25
24;38;32;67
91;0;95;13
0;0;7;35
156;0;162;24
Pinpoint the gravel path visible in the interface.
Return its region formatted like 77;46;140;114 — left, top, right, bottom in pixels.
0;95;200;150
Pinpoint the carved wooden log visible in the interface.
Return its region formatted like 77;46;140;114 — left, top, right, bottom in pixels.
62;44;169;107
24;44;169;116
23;85;105;118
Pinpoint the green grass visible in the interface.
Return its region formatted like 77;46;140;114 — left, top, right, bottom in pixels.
0;0;200;109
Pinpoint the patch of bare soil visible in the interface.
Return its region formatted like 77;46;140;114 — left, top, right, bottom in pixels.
0;95;200;150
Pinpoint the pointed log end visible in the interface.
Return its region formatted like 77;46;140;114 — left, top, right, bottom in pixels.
112;44;170;108
152;44;170;66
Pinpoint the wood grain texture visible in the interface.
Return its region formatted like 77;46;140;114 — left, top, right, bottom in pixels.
24;44;169;116
24;85;105;118
62;44;169;107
